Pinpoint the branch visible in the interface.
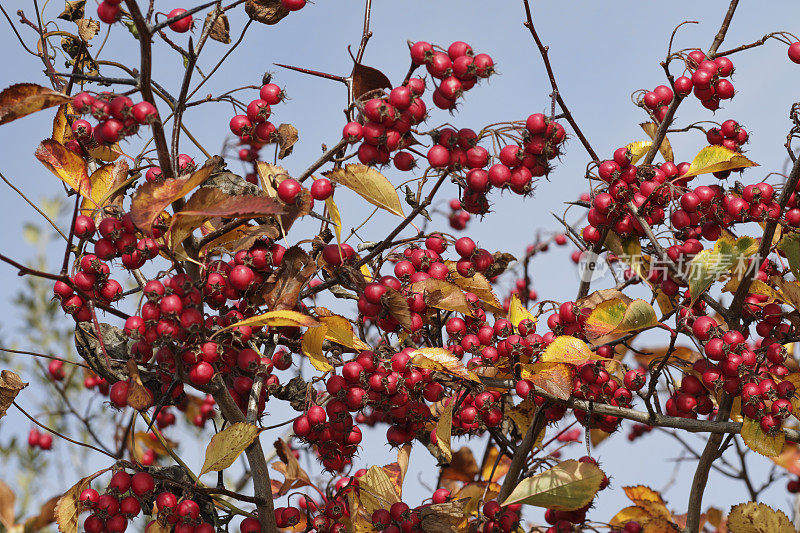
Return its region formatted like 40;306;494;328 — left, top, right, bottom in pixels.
497;405;547;503
707;0;741;57
520;0;598;162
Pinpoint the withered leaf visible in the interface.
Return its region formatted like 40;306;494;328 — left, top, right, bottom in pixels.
55;469;109;533
272;438;311;495
58;0;86;21
352;63;392;101
76;18;100;42
203;11;231;44
383;286;413;331
24;494;59;531
484;252;517;278
0;370;27;419
245;0;290;25
0;480;14;530
264;246;316;311
276;123;299;159
440;447;479;483
125;359;153;411
0;85;71;126
418;499;469;533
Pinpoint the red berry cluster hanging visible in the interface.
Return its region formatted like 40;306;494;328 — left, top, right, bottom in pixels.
27;428;53;450
705;118;749;155
640;84;674;122
672;50;736;111
447;198;472;230
228;82;286;157
69;92;158;152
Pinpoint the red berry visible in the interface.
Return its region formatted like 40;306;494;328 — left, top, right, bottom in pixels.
167;8;192;33
277;178;302;204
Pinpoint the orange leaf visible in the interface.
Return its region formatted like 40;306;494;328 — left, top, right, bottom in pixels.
0;84;71;125
80;160;130;217
35;138;91;197
520;363;575;400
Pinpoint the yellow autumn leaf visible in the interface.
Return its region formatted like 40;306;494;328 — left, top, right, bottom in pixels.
741;416;785;457
681;145;758;178
625;140;653;165
609;506;653;527
325;196;342;245
622;485;672;521
640;122;674;162
200;422;261;475
409;347;480;382
727;502;795;533
508;294;536;329
300;325;333;372
520;363;575;400
539;336;603;365
0;84;71;125
323;164;404;217
224;310;320;331
435;403;453;463
80;160;130;216
55;469;110;533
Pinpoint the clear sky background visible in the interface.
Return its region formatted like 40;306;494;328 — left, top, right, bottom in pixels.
2;0;800;528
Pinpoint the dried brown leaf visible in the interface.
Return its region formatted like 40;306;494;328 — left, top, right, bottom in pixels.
276;123;299;159
0;370;27;419
418;499;469;533
0;84;71;125
125;359;153;411
245;0;290;24
383;286;413;331
58;0;86;21
0;480;14;530
204;11;231;43
264;246;316;311
76;18;100;42
352;63;392;101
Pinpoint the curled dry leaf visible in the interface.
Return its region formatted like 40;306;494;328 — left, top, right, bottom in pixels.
245;0;290;25
727;502;795;533
434;403;453;463
681;145;758;178
625;141;653;165
507;294;536;329
301;324;334;372
76;18;101;42
501;459;605;511
55;469;109;533
351;63;392;101
418;499;469;533
411;278;474;317
382;286;413;331
272;438;311;496
225;310;319;331
483;251;516;278
130;157;219;232
0;369;28;419
203;11;231;44
622;485;672;522
263;246;316;311
445;263;504;314
410;347;480;382
0;84;71;125
640;122;674;162
441;447;479;484
200;422;261;475
52;104;75;145
125;359;153;411
58;0;86;21
323;164;404;217
276;124;299;159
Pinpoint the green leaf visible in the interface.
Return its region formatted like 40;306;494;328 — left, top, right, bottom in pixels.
741;416;785;457
584;298;658;339
687;234;759;302
501;460;605;510
777;233;800;281
681;145;758;178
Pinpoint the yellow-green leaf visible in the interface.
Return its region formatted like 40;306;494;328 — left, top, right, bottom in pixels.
687;234;759;302
359;465;401;516
435;403;453;463
727;502;795;533
625;140;652;165
200;422;261;475
584;298;658;339
323;164;404;217
508;294;536;329
539;336;603;365
501;459;605;510
301;325;333;372
777;233;800;281
681;145;758;178
410;348;479;382
741;416;785;457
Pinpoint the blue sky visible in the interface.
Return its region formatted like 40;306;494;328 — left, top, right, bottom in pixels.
2;0;800;526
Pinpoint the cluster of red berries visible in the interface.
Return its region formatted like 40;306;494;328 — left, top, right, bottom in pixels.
80;470;214;533
572;365;647;433
585;148;685;243
274;175;333;206
229;83;286;153
640;84;674;122
447;198;472;230
673;50;736;111
69;91;158;150
672;182;779;241
27;428;53;450
342;77;427;168
409;40;494;111
705;119;748;154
